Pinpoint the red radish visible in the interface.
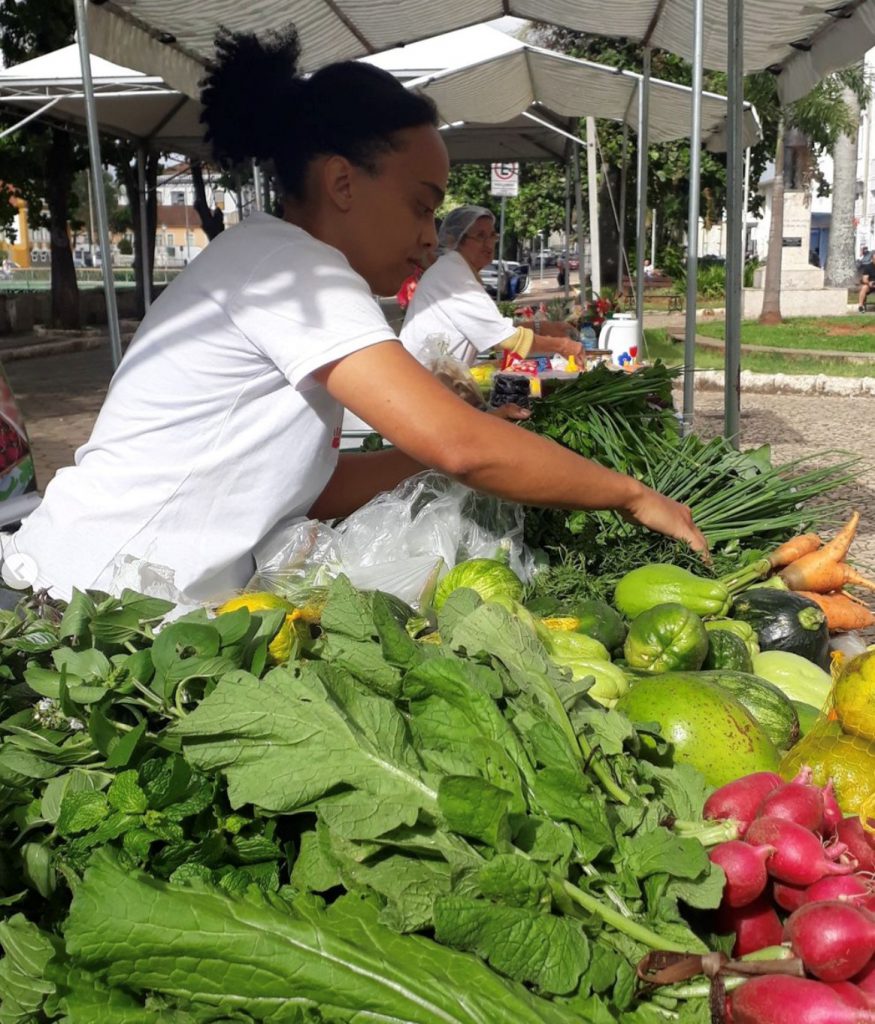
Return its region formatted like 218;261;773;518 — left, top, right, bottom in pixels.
774;880;810;913
715;893;784;957
835;818;875;874
825;981;874;1010
704;772;783;835
709;840;775;907
784;901;875;982
821;782;844;836
855;959;875;996
746;816;857;886
729;975;875;1023
759;781;826;832
803;875;875;908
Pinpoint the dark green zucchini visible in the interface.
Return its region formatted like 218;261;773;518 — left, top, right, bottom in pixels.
731;588;829;670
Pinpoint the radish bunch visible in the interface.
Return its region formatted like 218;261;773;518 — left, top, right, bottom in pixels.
702;769;875;1022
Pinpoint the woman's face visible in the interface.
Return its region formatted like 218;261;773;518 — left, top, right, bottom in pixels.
335;124;450;297
458;216;498;273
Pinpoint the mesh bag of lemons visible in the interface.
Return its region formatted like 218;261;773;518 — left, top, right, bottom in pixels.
781;648;875;828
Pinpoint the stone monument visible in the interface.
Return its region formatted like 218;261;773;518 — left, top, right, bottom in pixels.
743;132;848;318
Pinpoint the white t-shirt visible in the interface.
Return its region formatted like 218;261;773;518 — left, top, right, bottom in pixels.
400;251;515;366
9;213;395;602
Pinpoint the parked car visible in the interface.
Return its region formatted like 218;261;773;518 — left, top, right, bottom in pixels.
481;260;530;300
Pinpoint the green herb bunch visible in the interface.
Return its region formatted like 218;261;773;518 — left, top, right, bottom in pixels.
0;580;726;1023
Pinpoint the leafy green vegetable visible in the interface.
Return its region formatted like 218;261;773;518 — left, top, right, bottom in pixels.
0;579;725;1022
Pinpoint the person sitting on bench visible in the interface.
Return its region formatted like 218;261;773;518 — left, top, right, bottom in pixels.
858;252;875;312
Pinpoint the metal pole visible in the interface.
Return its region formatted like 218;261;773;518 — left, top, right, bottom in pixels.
497;195;506;302
252;160;264;212
586;117;601;296
564;162;572;302
73;0;123;370
573;145;586;296
635;49;652;339
618;124;629;292
724;0;744;444
743;146;751;261
682;0;705;432
137;146;151;312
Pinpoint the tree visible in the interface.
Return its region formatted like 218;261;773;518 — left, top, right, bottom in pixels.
748;68;865;323
0;0;85;328
825;84;861;288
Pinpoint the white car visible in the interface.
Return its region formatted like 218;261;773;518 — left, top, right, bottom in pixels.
479;260;530;300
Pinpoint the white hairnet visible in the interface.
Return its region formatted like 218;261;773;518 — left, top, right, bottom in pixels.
437;205;495;252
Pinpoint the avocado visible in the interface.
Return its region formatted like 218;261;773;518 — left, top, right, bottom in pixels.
615;675;781;788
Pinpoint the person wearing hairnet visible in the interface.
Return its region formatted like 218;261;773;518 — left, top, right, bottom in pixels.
400;206;584;369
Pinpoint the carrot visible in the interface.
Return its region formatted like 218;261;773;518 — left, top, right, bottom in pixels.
815;511;860;564
767;533;822;569
795;590;875;632
781;557;875;594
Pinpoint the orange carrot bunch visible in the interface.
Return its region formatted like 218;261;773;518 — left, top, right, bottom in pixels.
770;513;875;632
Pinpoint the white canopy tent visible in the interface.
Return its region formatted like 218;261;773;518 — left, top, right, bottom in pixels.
0;44;206;154
85;0;875;106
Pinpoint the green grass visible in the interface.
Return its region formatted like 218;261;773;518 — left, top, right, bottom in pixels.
644;327;875;378
696;316;875;353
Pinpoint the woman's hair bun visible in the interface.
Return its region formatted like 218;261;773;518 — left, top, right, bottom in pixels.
200;25;306;167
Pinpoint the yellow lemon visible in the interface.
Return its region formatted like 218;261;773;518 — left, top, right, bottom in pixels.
216;591;303;664
782;732;875;815
833;650;875;742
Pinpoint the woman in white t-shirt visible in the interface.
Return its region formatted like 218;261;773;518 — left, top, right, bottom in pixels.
401;206;584;368
4;26;706;603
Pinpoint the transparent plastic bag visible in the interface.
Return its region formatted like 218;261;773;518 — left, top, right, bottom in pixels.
250;471;534;609
780;648;875;827
419;333;487;410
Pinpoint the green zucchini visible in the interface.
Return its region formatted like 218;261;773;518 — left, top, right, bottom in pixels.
703;630;754;673
731;589;829;670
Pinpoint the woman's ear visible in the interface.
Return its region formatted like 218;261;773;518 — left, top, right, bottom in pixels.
320;154;354;212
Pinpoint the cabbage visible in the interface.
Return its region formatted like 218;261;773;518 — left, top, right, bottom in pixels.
434;558;523;610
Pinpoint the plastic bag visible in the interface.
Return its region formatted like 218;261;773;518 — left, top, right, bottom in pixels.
780;647;875;828
419;333;488;410
250;470;534;609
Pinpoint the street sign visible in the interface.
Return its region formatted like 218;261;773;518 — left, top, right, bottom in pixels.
490;162;519;198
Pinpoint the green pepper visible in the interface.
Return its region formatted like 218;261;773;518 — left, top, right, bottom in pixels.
613;564;730;620
624;602;709;673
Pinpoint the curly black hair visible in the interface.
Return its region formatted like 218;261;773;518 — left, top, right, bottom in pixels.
200;26;438;199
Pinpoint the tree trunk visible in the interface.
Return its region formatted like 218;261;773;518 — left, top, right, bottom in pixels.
598;164;621;287
191;161;225;241
45;128;80;330
825;86;861;288
759;121;786;325
119;150;159;319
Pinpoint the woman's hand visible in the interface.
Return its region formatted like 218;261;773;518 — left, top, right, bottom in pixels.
621;483;710;557
488;403;530;421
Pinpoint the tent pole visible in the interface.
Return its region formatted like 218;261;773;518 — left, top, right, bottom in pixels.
573;143;587;296
73;0;123;371
724;0;745;445
564;160;572;302
252;160;263;212
586;117;601;296
635;48;652;341
497;195;507;301
682;0;705;432
137;145;152;312
618;124;629;292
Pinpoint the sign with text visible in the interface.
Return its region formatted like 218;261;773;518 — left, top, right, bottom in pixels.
490;162;520;197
